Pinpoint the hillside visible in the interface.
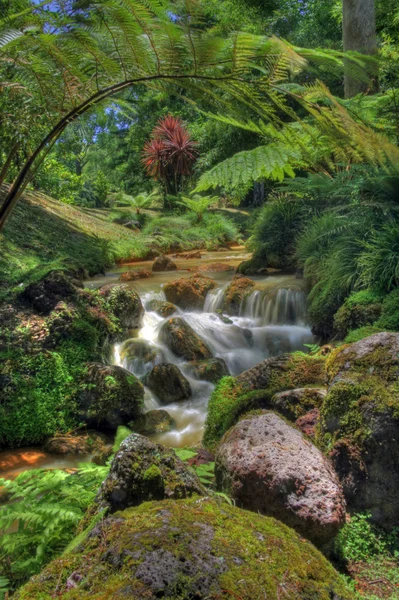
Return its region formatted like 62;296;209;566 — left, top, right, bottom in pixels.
0;186;150;294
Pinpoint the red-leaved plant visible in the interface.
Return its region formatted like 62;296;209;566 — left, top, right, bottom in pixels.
142;115;198;204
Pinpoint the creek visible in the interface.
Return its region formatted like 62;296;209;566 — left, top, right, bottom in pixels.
0;249;313;479
108;249;314;448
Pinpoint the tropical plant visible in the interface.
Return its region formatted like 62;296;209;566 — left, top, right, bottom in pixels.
0;464;108;590
178;194;218;222
117;190;159;214
142;115;198;201
0;0;395;231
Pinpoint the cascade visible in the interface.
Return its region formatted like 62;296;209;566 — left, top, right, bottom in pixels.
113;272;314;448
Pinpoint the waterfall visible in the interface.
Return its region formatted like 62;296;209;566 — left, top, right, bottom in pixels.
241;288;308;326
112;273;313;448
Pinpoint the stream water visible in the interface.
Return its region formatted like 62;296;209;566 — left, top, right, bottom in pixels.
105;249;314;448
0;249;313;479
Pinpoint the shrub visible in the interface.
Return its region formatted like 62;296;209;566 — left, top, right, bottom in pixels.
249;195;305;268
344;326;387;344
375;288;399;331
334;290;383;338
358;220;399;291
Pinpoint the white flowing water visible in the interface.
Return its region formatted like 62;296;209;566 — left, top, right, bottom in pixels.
111;258;314;448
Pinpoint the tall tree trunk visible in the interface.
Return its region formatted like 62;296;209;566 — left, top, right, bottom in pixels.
343;0;378;98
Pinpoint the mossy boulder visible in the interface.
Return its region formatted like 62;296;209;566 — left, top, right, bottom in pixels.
186;358;230;383
15;497;354;600
152;255;177;272
333;291;383;338
318;332;399;529
271;387;326;421
145;299;177;317
204;354;326;451
20;270;79;314
221;275;255;315
215;412;346;547
119;338;160;365
160;317;213;361
78;364;144;430
96;433;205;512
131;409;175;436
164;274;217;310
100;283;144;330
143;363;192;404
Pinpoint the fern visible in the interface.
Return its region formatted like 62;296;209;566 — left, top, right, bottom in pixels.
0;464;108;590
195;143;300;193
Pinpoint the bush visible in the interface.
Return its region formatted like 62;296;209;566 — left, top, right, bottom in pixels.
358;220;399;291
249;195;305;268
344;326;387;344
334;290;383;338
375;288;399;331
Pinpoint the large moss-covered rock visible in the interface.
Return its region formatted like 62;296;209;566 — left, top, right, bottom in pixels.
16;497;354;600
318;332;399;529
160;317;213;360
186;358;230;383
20;270;79;314
96;434;205;512
131;409;175;436
43;431;109;455
221;275;255;315
164;274;217;310
119;338;160;365
145;299;177;317
144;363;192;403
204;354;326;451
78;364;144;430
100;283;144;330
271;387;326;421
215;412;346;547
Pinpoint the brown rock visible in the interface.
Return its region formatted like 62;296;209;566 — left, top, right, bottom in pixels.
43;432;108;455
172;250;202;259
215;412;346;547
222;275;255;315
197;263;235;273
164;274;217;310
295;408;321;438
119;268;153;282
145;299;177;318
144;364;192;404
160;317;213;361
152;255;177;272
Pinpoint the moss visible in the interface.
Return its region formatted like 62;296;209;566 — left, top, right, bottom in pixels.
16;497;354;600
375;288;399;331
344;326;387;344
204;355;326;451
334;291;383;338
271;387;325;421
317;341;399;452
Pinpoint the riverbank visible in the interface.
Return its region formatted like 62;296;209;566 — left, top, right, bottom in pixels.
0;186;249;300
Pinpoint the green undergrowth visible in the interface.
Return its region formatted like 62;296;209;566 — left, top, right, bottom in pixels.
0;190;242;299
0;290;116;447
0;463;108;592
204;353;326;451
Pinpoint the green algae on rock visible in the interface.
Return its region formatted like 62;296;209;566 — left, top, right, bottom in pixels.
185;357;230;384
15;497;354;600
204;353;326;451
160;317;213;361
96;433;205;513
318;333;399;529
78;364;144;430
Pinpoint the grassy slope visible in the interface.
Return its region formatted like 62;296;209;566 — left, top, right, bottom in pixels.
0;186;147;293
